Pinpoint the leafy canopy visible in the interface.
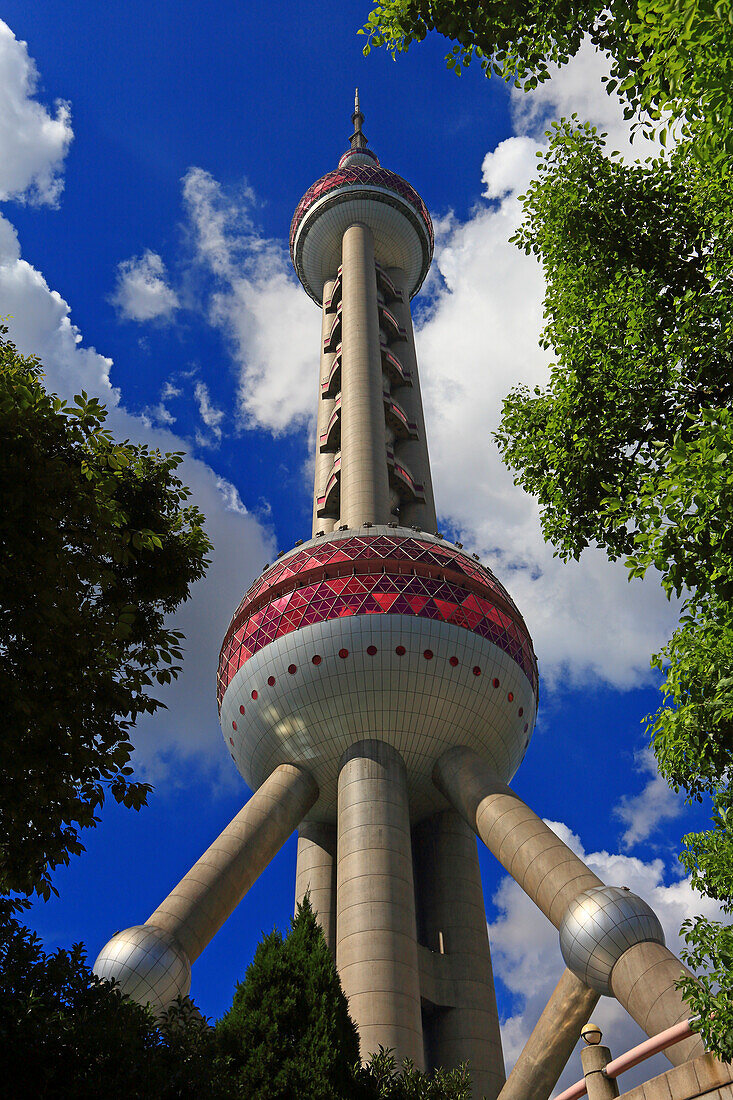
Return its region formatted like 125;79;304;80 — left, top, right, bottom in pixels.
359;0;733;159
495;122;733;1059
0;327;211;898
0;904;226;1099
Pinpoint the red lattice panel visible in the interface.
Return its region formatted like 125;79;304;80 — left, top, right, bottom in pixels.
217;537;537;708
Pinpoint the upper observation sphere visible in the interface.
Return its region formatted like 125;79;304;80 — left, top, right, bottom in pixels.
290;90;434;306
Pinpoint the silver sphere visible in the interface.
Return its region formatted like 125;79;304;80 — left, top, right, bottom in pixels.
559;885;665;995
93;924;191;1014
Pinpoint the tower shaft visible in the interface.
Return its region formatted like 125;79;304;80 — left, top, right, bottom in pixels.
313;225;436;534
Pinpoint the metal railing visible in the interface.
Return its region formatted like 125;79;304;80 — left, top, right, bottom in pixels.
554;1018;697;1100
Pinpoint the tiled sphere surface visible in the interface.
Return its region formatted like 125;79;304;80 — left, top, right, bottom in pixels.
93;924;191;1014
218;527;538;824
290;160;434;305
559;886;666;995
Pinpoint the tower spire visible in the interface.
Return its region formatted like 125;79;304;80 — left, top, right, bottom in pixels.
350;87;368;151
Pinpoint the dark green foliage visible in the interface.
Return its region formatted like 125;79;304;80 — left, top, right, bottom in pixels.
0;905;227;1099
494;121;733;1059
216;896;361;1099
359;0;733;161
0;327;211;898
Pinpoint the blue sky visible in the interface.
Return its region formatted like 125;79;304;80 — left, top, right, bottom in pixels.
0;3;719;1092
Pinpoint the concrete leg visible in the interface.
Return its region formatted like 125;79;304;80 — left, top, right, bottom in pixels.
148;763;318;962
498;968;599;1100
413;810;505;1099
294;821;337;955
337;740;424;1068
433;748;703;1064
611;942;704;1066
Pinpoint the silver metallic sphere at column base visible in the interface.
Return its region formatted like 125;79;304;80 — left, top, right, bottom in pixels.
559;885;666;995
93;924;191;1014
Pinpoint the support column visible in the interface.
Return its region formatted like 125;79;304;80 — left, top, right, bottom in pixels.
610;941;704;1064
434;748;703;1065
413;810;504;1099
148;763;318;963
386;266;437;532
313;276;338;535
582;1044;619;1100
337;740;424;1068
294;821;336;955
498;969;599;1100
339;224;391;527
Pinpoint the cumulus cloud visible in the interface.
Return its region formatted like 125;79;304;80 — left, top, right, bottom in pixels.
182;166;320;434
414;43;679;690
1;212;274;772
111;249;179;322
489;821;723;1095
614;748;686;850
0;20;72;205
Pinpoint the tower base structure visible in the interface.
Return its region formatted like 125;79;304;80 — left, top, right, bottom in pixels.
92;99;726;1100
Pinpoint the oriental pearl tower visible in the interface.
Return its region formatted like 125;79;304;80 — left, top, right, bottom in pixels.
94;95;705;1099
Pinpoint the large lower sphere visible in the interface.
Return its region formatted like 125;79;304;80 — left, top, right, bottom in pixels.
218;527;538;823
93;924;191;1014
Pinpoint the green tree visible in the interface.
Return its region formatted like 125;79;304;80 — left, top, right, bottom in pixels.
494;122;733;1059
0;905;229;1099
0;327;211;898
216;896;362;1099
359;0;733;160
357;1047;471;1099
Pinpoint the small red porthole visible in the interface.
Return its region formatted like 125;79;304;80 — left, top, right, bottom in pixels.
288;664;297;674
507;692;514;702
367;645;377;656
312;655;322;665
473;666;482;676
229;737;234;746
492;678;500;688
339;648;349;659
232;720;237;730
267;675;276;686
239;704;245;715
523;723;529;733
251;690;258;700
423;649;433;660
395;645;406;656
518;707;523;717
449;656;459;667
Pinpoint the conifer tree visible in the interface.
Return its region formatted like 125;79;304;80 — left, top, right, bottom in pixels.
216;896;361;1099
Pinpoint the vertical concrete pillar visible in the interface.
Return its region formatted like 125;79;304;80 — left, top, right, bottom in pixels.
610;941;704;1065
337;740;424;1068
581;1044;619;1100
497;969;599;1100
340;224;391;527
386;266;437;532
294;821;336;955
434;747;704;1064
147;763;318;963
413;810;505;1099
313;276;338;535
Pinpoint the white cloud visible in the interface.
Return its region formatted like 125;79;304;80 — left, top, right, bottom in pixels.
0;20;72;205
413;43;679;691
489;821;724;1096
194;379;225;441
182;166;319;435
111;249;179;322
614;748;686;850
0;147;274;778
